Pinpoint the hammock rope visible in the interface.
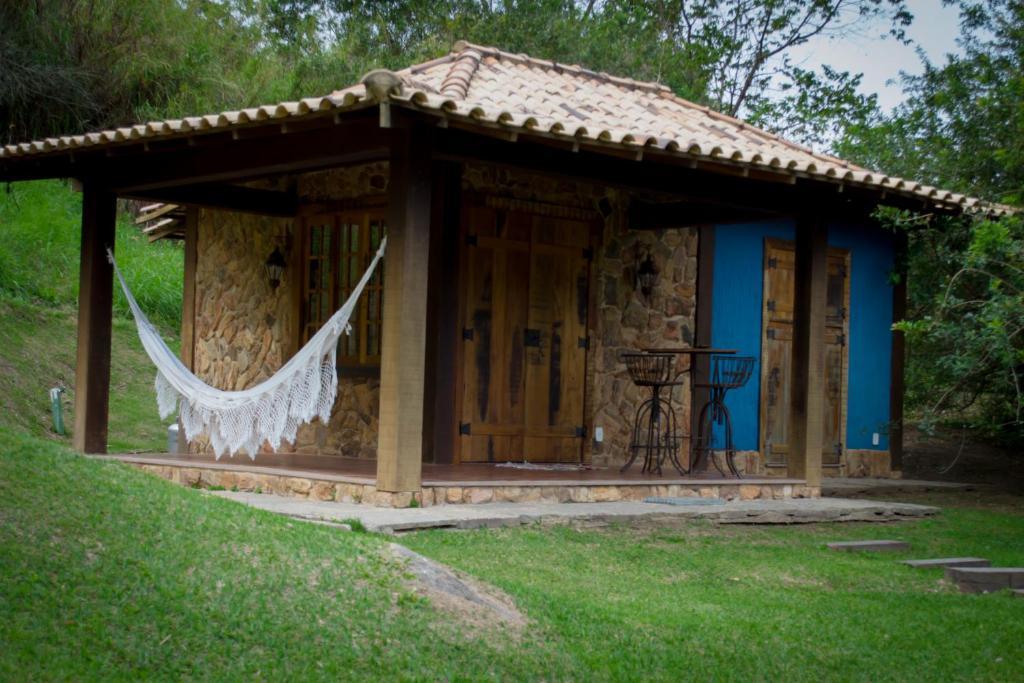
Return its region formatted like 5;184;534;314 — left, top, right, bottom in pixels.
107;238;386;458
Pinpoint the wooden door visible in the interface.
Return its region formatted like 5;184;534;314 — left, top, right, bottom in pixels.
458;205;591;463
760;238;849;467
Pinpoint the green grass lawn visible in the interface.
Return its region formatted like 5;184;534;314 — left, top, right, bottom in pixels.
0;295;176;453
0;179;184;453
2;430;1023;681
403;502;1024;681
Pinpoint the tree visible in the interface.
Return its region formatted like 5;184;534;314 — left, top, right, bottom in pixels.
839;0;1024;444
319;0;912;145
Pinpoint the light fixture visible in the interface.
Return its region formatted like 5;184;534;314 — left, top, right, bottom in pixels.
636;251;658;299
265;246;286;290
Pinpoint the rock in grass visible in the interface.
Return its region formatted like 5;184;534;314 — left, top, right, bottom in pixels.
902;558;990;569
387;543;526;631
827;540;909;552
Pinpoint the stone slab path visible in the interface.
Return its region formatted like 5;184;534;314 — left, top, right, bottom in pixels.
208;491;938;534
902;557;991;569
827;540;910;552
945;567;1024;594
823;477;975;496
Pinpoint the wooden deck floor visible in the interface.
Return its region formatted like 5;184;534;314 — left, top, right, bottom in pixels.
103;452;801;488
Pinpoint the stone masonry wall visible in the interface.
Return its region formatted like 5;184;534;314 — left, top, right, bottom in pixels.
190;209;295;455
190;163;387;458
591;219;699;468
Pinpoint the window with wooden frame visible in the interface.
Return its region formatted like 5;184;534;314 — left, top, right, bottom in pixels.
300;209;386;368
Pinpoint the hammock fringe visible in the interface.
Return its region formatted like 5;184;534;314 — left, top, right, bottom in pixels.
108;238;386;459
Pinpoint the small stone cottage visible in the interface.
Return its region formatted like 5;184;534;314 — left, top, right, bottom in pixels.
0;42;1007;506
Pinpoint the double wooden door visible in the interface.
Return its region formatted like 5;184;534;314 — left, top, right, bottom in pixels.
457;205;592;463
760;238;849;467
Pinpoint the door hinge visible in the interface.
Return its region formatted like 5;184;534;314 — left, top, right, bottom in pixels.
578;337;590;349
462;327;474;341
766;328;776;340
524;328;541;347
837;333;846;346
768;257;778;268
465;234;477;246
766;299;777;312
838;265;847;277
839;306;847;320
459;422;471;435
574;426;586;438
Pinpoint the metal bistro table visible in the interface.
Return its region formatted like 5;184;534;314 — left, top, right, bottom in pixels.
618;348;733;475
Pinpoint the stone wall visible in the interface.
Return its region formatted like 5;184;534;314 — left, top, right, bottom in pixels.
133;461;817;507
590;218;698;467
189;163;387;457
190;209;296;456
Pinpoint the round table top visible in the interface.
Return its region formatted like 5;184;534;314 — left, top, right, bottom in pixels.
640;347;737;355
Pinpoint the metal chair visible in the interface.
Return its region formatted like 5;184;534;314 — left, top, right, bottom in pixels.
693;355;755;478
620;352;688;475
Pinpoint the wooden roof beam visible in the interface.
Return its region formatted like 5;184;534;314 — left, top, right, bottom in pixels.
125;184;299;218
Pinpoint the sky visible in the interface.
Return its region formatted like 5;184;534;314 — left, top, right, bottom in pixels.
787;0;965;112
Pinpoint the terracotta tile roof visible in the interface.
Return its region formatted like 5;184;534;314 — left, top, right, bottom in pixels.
1;41;1014;216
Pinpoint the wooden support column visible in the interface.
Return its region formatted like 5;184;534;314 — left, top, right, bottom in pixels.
787;215;828;487
73;183;117;453
889;232;908;473
376;128;433;492
176;207;199;453
691;224;715;472
423;161;462;464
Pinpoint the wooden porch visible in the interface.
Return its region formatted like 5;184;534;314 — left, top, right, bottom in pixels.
99;452;814;507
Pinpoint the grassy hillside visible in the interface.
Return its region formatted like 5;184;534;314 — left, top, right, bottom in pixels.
2;430;1023;679
0;180;183;330
0;430;534;680
0;295;176;452
0;180;183;451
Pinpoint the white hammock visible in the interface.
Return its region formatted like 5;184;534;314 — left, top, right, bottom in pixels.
108;238;386;459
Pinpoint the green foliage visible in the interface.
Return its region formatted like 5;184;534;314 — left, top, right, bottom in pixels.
342;517;369;533
838;0;1023;205
0;180;183;332
840;0;1024;445
1;1;914;151
892;213;1024;443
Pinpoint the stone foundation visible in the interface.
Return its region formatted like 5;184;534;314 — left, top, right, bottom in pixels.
128;461;816;508
734;450;894;479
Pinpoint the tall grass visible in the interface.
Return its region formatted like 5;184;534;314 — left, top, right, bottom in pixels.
0;180;183;331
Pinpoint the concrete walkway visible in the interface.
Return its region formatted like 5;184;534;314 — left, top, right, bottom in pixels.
208;491;939;534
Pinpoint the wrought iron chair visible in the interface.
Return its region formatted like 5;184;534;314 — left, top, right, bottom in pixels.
693;355;755;478
620;352;688;475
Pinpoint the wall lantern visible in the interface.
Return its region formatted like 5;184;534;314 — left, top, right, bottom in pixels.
265;246;287;290
636;251;659;299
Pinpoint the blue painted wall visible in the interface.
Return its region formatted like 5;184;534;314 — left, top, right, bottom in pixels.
708;219;894;451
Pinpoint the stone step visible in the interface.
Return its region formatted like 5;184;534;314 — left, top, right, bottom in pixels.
1014;589;1024;599
945;567;1024;594
902;557;991;569
827;540;910;552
